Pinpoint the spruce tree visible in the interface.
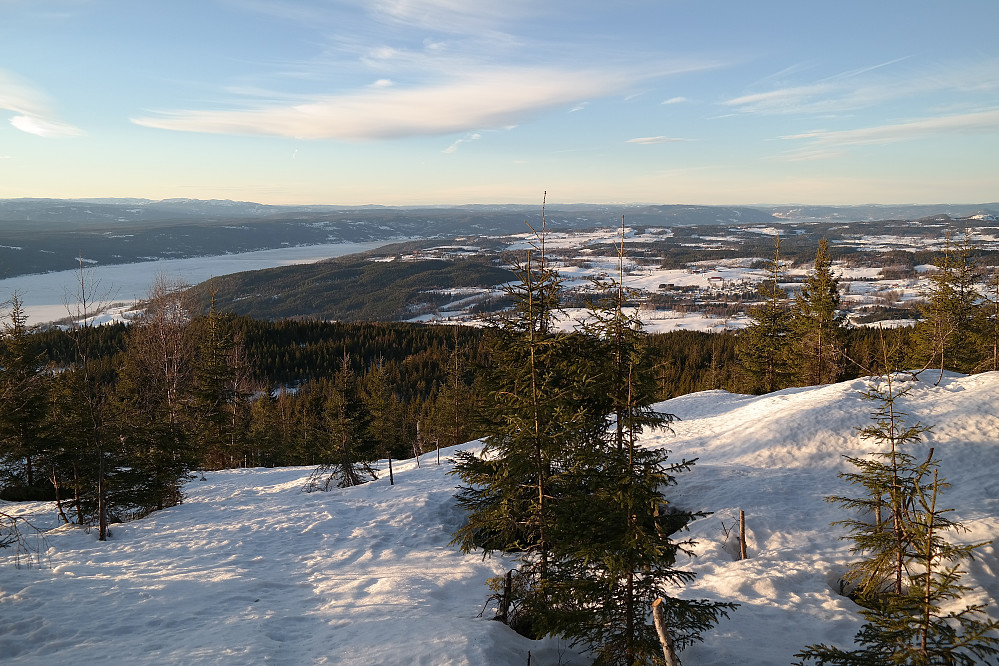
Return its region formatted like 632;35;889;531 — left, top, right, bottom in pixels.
362;358;404;459
796;339;999;665
829;353;930;599
794;239;845;386
188;295;253;469
797;462;999;665
248;389;283;466
0;293;50;491
563;222;735;664
451;205;604;637
112;277;196;511
912;231;980;382
973;268;999;373
304;355;377;491
738;234;796;394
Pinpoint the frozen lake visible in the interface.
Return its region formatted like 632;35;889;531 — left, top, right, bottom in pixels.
0;241;394;325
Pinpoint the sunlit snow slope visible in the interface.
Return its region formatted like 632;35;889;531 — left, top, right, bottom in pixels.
2;372;997;665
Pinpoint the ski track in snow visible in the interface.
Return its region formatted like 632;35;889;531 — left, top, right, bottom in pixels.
2;372;998;665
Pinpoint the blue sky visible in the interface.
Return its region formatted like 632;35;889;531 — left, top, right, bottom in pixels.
1;0;998;205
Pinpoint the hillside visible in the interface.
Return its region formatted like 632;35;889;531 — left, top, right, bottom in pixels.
2;372;997;665
184;254;513;322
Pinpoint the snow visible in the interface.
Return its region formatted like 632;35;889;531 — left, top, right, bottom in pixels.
2;377;998;664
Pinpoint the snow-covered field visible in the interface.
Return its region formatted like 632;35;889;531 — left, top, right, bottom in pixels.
3;372;997;665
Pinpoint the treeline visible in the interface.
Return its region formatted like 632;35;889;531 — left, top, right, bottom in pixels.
0;281;491;539
2;229;997;540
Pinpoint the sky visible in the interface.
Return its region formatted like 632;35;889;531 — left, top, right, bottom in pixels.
1;0;998;206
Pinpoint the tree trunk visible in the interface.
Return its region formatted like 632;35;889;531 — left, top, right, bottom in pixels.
651;598;678;666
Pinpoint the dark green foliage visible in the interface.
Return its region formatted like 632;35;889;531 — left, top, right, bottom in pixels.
303;356;378;491
453;219;733;664
737;235;797;394
184;255;514;322
794;239;846;386
188;303;254;469
110;278;197;511
560;237;735;664
797;347;999;665
0;294;50;491
831;366;931;599
912;232;981;381
973;269;999;372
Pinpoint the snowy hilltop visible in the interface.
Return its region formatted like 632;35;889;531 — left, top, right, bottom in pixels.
2;371;997;665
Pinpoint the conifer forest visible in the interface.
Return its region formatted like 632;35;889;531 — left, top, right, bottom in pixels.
2;222;999;665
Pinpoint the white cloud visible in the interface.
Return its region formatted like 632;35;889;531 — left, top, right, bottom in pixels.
369;0;535;33
0;68;83;138
132;66;649;140
10;115;84;137
442;131;481;154
778;107;999;159
724;58;999;117
626;136;690;144
661;96;688;105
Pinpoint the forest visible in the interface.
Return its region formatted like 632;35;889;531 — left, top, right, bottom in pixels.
2;230;999;664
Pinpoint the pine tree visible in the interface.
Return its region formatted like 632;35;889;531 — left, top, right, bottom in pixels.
738;234;796;394
112;277;196;511
973;268;999;373
363;357;408;460
794;239;846;386
248;389;283;467
796;463;999;665
912;231;980;382
0;293;50;491
451;203;604;636
304;355;377;491
562;221;735;664
59;259;117;539
425;333;475;451
796;339;999;665
188;294;253;469
829;352;930;599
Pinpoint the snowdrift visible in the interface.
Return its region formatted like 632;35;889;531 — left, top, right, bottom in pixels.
2;372;997;665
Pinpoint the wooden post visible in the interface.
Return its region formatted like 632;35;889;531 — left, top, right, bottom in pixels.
414;421;422;468
387;454;394;486
436;438;441;466
498;569;513;623
739;509;748;560
651;598;678;666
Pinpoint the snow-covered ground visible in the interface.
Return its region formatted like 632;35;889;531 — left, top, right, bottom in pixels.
3;371;997;665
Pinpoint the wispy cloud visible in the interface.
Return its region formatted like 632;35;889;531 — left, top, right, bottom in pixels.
368;0;538;34
723;58;999;116
778;107;999;160
10;115;84;138
0;68;83;137
443;131;481;153
661;96;687;105
626;136;690;144
132;65;691;140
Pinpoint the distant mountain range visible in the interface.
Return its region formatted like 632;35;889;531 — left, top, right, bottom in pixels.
1;198;996;280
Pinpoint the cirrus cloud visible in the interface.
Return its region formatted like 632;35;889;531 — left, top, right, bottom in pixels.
626;135;691;144
778;107;999;160
132;65;679;141
0;68;83;138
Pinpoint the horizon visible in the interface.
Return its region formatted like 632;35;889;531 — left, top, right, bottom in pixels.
3;196;999;210
2;2;998;205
